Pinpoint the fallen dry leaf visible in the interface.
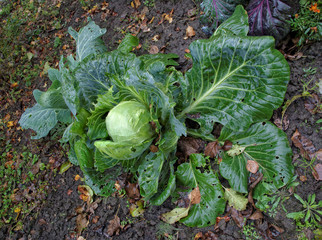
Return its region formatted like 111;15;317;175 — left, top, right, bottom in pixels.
189;186;201;205
92;215;100;224
194;232;203;240
75;174;81;181
125;182;140;199
149;145;158;152
291;129;316;160
106;215;121;236
229;207;245;228
249;210;264;220
204;141;221;158
304;94;321;114
300;175;307;182
152;34;160;41
76;213;89;234
246;160;259;174
177;137;205;159
134;0;141;8
184;25;195;39
312;163;322;180
149;45;159;54
222;140;233;151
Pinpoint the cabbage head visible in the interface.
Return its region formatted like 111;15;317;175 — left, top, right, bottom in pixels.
94;101;156;160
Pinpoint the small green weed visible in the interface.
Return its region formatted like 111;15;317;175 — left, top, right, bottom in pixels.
243;222;261;240
286;193;322;229
144;0;155;7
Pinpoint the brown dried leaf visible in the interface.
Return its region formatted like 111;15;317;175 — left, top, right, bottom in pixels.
150;145;159;153
189;186;201;205
178;137;205;158
107;215;121;236
222;140;233;151
300;175;307;182
204;141;221;158
229;207;245;228
92;215;100;224
134;0;141;8
185;25;195;39
194;232;203;240
304;94;321;114
149;45;159;54
246;160;259;174
312;149;322;162
125;182;140;199
312;163;322;180
76;213;89;234
291;129;316;160
248;210;263;220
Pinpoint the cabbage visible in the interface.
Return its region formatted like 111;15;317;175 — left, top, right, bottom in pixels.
94;101;155;160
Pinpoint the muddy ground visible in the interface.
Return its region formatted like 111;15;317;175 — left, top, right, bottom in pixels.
0;0;321;239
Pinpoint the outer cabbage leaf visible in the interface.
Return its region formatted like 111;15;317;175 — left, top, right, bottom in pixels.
94;149;119;172
176;154;226;227
68;18;107;62
219;121;293;194
19;79;71;139
201;0;245;28
94;139;153;160
149;163;176;206
138;152;165;200
75;52;138;106
87;88;118;140
178;33;290;132
19;104;59;139
117;66;186;136
59;57;78;116
212;5;249;37
247;0;292;43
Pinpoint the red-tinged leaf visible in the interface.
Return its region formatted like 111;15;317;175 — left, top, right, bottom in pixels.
106;215;121;236
204;141;221;158
67;189;73;195
312;163;322;181
291;129;316;160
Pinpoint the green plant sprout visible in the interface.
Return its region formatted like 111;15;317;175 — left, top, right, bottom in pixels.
295;156;317;177
286;193;322;229
243;222;261;240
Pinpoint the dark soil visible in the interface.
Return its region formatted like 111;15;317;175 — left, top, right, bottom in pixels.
0;0;321;239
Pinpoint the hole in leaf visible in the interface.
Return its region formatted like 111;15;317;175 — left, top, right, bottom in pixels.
131;147;136;152
275;156;279;159
262;122;266;126
241;98;244;102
